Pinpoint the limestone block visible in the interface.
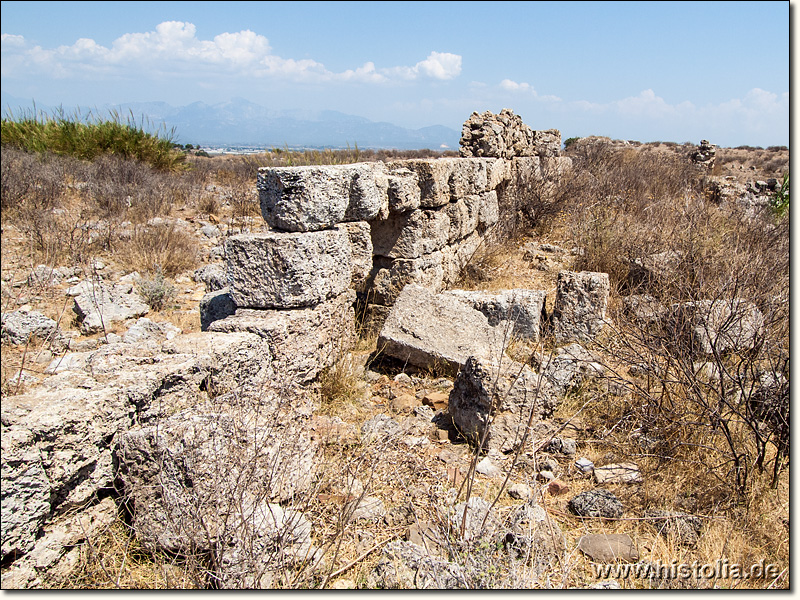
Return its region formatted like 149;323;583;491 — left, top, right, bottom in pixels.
477;190;499;232
377;285;507;376
480;158;512;190
225;228;352;309
449;355;558;453
441;231;482;285
199;288;237;331
342;221;373;292
258;163;388;232
370;209;450;259
208;290;357;383
387;167;421;212
443;195;480;244
370;252;445;306
443;288;547;341
444;158;488;198
551;271;610;344
68;280;150;334
668;298;765;356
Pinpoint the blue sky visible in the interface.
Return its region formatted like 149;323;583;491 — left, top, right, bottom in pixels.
1;1;790;147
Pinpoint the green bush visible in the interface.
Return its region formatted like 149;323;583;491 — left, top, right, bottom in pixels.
1;108;186;172
770;173;789;218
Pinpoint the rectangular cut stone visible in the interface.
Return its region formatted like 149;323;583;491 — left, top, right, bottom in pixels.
370;252;446;306
444;288;547;341
258;163;388;232
387;168;421;213
208;290;356;383
387;159;453;208
552;271;610;344
443;195;480;244
370;209;450;259
441;231;481;286
377;284;507;375
342;221;374;293
225;228;351;309
477;190;499;232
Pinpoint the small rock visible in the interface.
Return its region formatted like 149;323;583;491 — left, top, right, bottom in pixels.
476;457;502;478
537;470;555;481
644;510;703;547
574;457;595;474
547;479;570;496
578;533;639;563
508;483;533;500
568;489;624;519
594;462;643;484
422;391;449;411
393;372;413;386
349;496;387;521
391;393;418;413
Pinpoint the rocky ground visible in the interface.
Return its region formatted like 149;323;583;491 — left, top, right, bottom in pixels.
0;137;789;589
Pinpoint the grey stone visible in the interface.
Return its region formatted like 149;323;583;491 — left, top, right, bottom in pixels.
668;298;765;356
449;355;558;453
628;251;683;292
449;497;501;542
69;280;150;334
207;290;356;383
342;221;373;292
594;462;643;484
258;163;388;232
574;458;595;474
508;483;533;500
475;457;502;477
540;343;605;396
199;288;237;331
348;496;387;521
370;209;450;259
377;285;507;375
123;317;180;344
367;540;467;589
387;167;421;212
1;310;59;345
370;252;446;306
578;533;639;563
623;294;667;324
504;501;566;570
644;510;703;547
361;413;402;443
193;263;227;292
443;288;547;341
225;228;351;309
551;271;610;343
568;489;624;519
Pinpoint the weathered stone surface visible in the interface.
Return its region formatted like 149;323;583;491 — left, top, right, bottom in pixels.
578;533;639;563
551;271;610;343
116;395;317;558
225;228;351;309
370;253;446;306
199;288;237;331
477;190;500;232
193;263;227;292
540;343;605;396
481;158;512;189
388;158;488;208
367;540;467;589
123;317;180;344
1;310;59;345
644;510;703;547
370;209;450;259
449;355;558;453
504;501;567;570
444;288;547;341
449;497;502;542
387;167;421;212
441;231;482;285
622;294;667;324
342;221;373;292
208;290;356;383
443;195;481;243
667;298;765;356
508;483;533;500
628;251;682;292
258;163;388;232
377;285;507;375
594;462;643;484
460;109;537;159
568;489;624;519
68;280;150;334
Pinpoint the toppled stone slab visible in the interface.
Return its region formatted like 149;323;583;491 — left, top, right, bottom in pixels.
551;271;610;344
258;162;388;232
628;251;682;292
377;284;507;375
540;343;605;396
68;280;150;334
449;355;558;453
122;317;181;344
578;533;639;563
444;288;547;341
668;298;765;356
208;290;356;383
371;252;446;306
593;462;643;484
225;228;352;309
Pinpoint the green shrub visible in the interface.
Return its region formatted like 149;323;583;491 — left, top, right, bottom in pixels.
770;173;789;218
136;268;176;311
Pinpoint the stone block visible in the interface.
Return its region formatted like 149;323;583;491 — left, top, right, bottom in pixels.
370;209;450;259
443;288;547;341
370;252;446;305
551;271;610;344
387;167;421;212
225;228;351;309
377;284;507;375
342;221;373;292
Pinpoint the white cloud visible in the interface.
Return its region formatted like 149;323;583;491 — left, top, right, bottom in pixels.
0;24;462;85
498;79;560;102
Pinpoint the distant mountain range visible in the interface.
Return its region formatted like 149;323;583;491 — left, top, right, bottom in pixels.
0;94;461;150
